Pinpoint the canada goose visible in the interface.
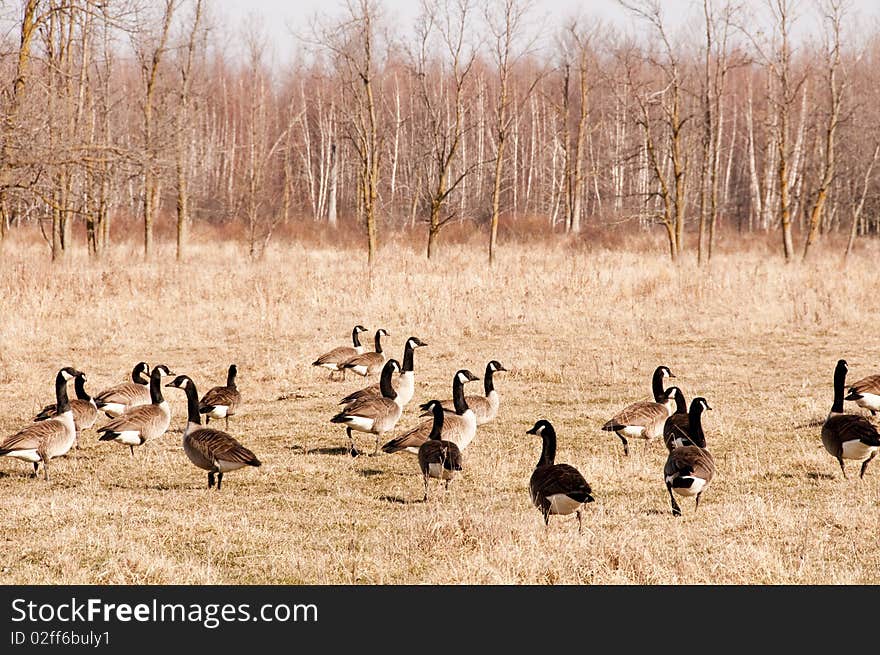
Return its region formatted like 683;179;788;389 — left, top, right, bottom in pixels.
417;399;463;501
844;368;880;416
199;364;241;429
602;384;679;456
662;386;690;451
664;397;715;517
526;419;595;534
0;367;82;481
381;369;481;455
330;358;402;457
440;360;507;425
821;359;880;479
33;371;98;450
94;361;151;418
339;337;428;408
96;364;174;456
312;325;368;380
165;375;261;489
339;328;390;377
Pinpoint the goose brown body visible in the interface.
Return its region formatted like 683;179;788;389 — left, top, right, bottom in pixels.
312;325;368;379
94;362;152;418
199;364;242;429
339;329;389;377
167;375;261;489
381;369;480;455
822;360;880;479
0;367;83;480
663;398;715;516
526;419;594;533
96;365;174;456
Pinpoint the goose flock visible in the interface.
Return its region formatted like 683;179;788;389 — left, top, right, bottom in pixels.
1;325;879;534
0;363;260;488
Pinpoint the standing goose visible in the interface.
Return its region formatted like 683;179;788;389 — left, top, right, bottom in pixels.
844;368;880;416
339;328;390;377
330;358;403;457
821;359;880;479
440;360;507;425
526;419;595;534
664;397;715;516
0;367;83;480
312;325;368;380
94;361;151;418
662;387;690;451
381;369;481;455
166;375;261;489
339;336;428;408
96;364;175;456
33;371;98;450
417;399;463;501
602;385;679;456
198;364;241;429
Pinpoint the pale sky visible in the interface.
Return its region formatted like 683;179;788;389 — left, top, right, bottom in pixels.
208;0;880;62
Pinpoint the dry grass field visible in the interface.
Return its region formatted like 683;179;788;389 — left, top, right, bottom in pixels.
1;229;879;585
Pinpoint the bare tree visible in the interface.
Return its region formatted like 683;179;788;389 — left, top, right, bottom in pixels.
802;0;847;261
486;0;539;264
133;0;176;257
173;0;203;261
620;0;689;261
315;0;384;267
412;0;478;259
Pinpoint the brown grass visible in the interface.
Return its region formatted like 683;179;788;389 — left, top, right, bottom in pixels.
1;229;879;585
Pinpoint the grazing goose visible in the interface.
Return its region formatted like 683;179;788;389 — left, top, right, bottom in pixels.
312;325;368;380
96;364;174;456
662;387;690;451
417;399;463;501
821;359;880;479
526;419;595;534
0;367;83;481
844;368;880;416
33;371;98;449
339;337;428;408
339;328;390;377
330;358;403;457
94;361;151;418
166;375;261;489
199;364;242;429
602;385;679;456
664;397;715;516
381;369;481;455
440;360;507;425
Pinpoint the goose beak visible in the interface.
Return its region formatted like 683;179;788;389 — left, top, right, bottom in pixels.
586;494;596;503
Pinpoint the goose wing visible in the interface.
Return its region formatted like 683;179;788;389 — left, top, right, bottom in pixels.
313;345;357;366
0;419;67;454
94;382;150;406
199;386;241;412
382;419;432;453
664;447;716;482
529;464;592;504
823;414;880;447
187;428;261;466
847;374;880;397
603;400;668;430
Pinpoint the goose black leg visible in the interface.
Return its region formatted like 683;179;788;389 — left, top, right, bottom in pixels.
860;452;877;479
32;462;39;478
372;435;380;456
444;480;450;491
695;492;703;512
217;472;223;490
347;428;359;458
542;506;550;527
576;510;583;535
208;472;216;488
423;476;429;502
129;445;135;458
837;456;848;479
225;416;230;430
617;433;629;457
43;461;50;482
667;483;682;517
205;415;211;425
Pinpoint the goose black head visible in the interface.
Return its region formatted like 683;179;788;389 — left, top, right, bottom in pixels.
165;374;193;389
59;367;84;381
407;336;428;349
455;369;480;384
489;361;507;372
526;419;554;436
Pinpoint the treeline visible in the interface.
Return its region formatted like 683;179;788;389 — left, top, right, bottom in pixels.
0;0;878;263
